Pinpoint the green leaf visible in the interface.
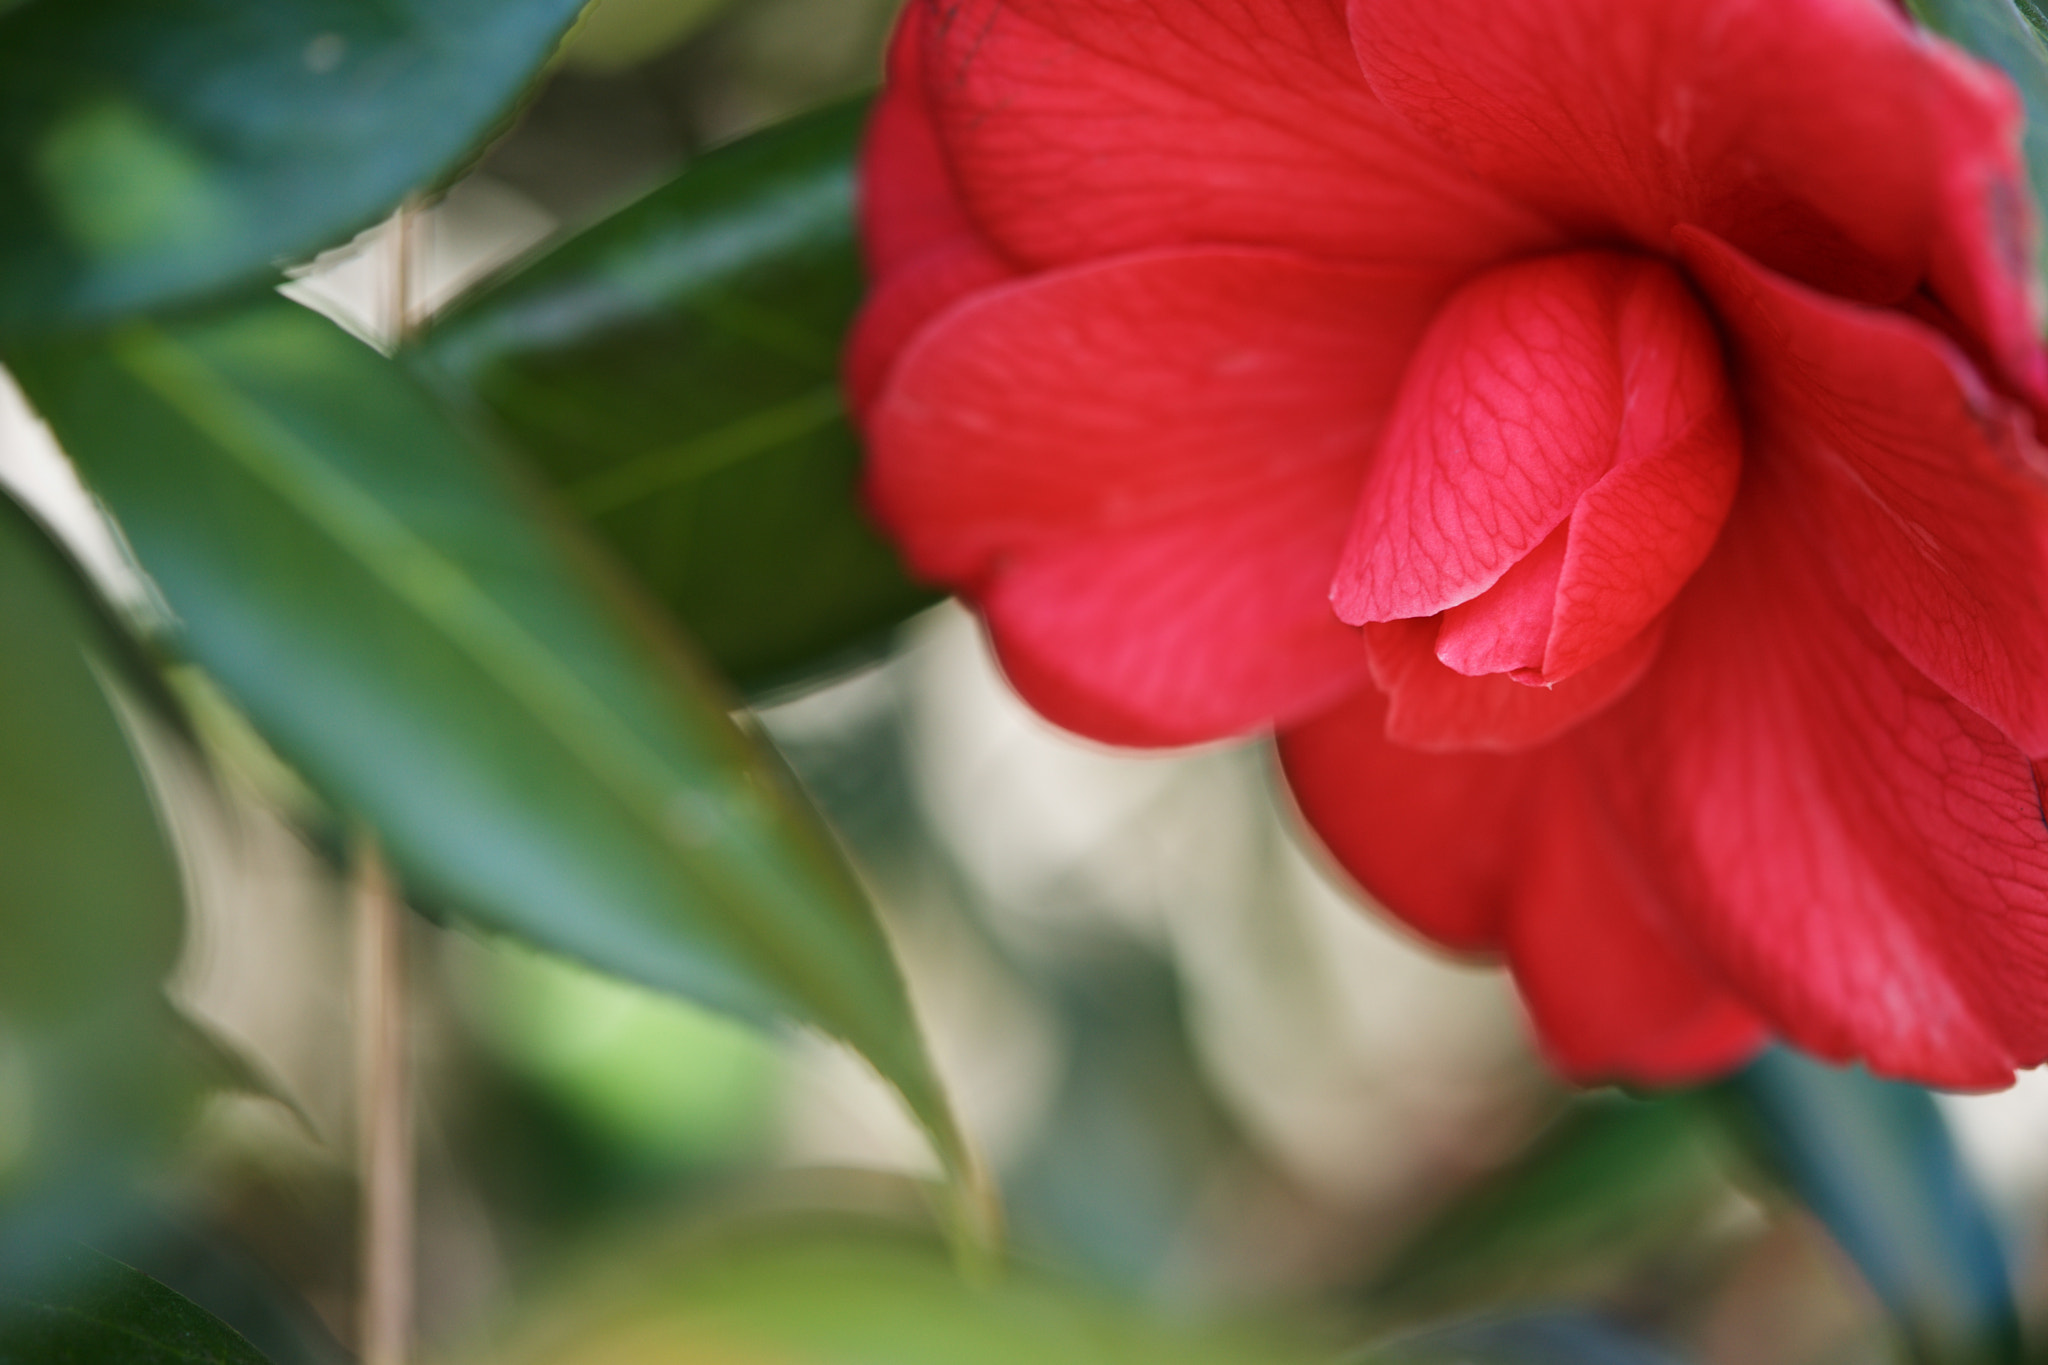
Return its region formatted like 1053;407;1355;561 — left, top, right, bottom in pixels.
417;98;939;695
4;293;978;1231
489;1222;1317;1365
0;1244;273;1364
0;496;204;1275
0;0;590;338
1907;0;2048;277
1713;1049;2020;1365
0;495;182;1028
1363;1095;1732;1323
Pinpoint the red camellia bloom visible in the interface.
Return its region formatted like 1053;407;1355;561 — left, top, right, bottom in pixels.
848;0;2048;1087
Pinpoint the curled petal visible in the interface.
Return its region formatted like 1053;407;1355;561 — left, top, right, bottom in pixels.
1334;252;1737;684
1681;227;2048;756
917;0;1556;271
1436;523;1568;679
1367;614;1662;752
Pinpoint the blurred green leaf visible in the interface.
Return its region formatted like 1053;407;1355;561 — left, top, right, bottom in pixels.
1370;1314;1690;1365
561;0;731;73
1006;951;1250;1296
0;495;182;1028
418;98;938;695
1363;1094;1732;1323
0;0;590;337
1907;0;2048;275
5;293;976;1221
0;1244;273;1364
1714;1049;2020;1365
0;494;207;1278
458;937;779;1166
490;1222;1318;1365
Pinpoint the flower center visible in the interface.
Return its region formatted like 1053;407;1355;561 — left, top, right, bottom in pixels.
1329;250;1742;749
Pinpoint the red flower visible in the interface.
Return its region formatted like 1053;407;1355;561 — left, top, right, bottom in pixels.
848;0;2048;1088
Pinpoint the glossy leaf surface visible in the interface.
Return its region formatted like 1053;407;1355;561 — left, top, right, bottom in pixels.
0;0;589;337
1715;1050;2020;1365
5;294;967;1197
418;98;937;694
0;1244;273;1364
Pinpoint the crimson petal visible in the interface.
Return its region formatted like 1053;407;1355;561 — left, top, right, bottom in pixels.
916;0;1555;272
1506;766;1768;1085
1349;0;2031;323
866;248;1448;743
1278;688;1533;953
1594;477;2048;1087
1681;227;2048;758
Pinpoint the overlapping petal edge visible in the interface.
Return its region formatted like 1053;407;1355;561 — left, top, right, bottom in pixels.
850;0;2048;1089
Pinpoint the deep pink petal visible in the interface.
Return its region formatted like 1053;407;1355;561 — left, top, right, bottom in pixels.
849;8;1017;418
1280;689;1768;1083
1546;397;1741;681
1367;615;1661;753
1923;41;2048;403
915;0;1556;272
981;487;1376;745
1277;687;1535;953
1507;766;1769;1085
1332;252;1737;683
1680;228;2048;757
866;249;1448;743
1593;477;2048;1087
1349;0;2033;318
1436;523;1567;679
845;239;1011;422
869;248;1447;581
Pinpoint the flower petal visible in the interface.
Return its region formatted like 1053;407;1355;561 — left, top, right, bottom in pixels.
982;488;1375;745
915;0;1555;271
1350;0;2024;309
848;8;1017;418
1436;522;1567;679
1332;252;1736;672
1595;476;2048;1087
1923;41;2048;402
868;248;1446;582
846;239;1011;422
1367;614;1662;753
861;3;989;280
1680;228;2048;757
1277;687;1534;953
1507;766;1769;1085
866;249;1448;743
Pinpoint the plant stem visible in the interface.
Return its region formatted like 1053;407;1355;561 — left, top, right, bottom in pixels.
353;833;412;1365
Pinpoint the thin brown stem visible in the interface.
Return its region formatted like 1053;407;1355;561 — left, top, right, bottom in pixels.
353;834;413;1365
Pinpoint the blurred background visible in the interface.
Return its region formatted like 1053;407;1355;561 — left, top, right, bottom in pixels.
9;2;2048;1363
